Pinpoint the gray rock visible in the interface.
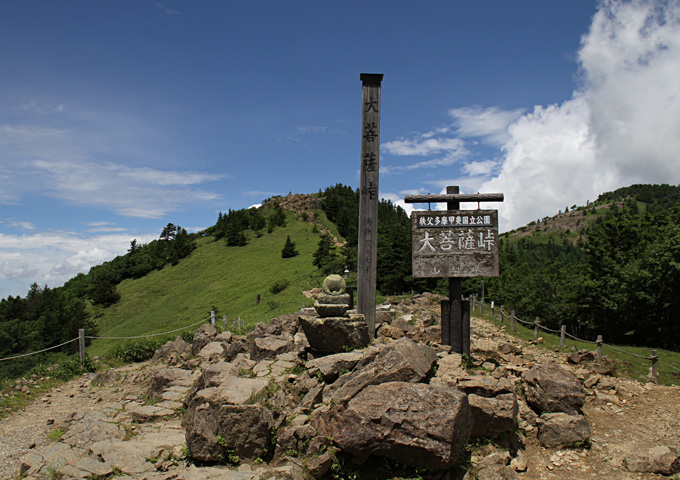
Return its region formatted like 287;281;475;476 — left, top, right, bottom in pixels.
251;335;295;362
126;403;175;423
311;381;472;470
192;324;218;356
181;465;260;480
305;351;363;382
298;316;369;354
20;442;87;477
273;424;317;457
191;376;270;406
498;343;522;355
184;361;239;407
376;324;406;339
537;412;590;448
183;402;274;461
306;451;334;479
523;360;586;415
196;341;226;362
153;336;191;363
325;337;437;405
458;375;515;397
624;445;680;475
60;410;125;448
149;367;194;398
468;393;518;439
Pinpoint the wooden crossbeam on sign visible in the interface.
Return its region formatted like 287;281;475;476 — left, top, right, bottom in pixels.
404;192;504;204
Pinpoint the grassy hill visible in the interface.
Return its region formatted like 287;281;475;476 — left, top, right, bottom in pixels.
88;211;325;358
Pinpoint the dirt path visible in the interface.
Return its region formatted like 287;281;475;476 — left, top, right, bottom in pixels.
0;363;150;479
472;316;680;480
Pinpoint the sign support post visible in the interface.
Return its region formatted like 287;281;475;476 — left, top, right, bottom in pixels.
406;187;503;354
357;73;383;337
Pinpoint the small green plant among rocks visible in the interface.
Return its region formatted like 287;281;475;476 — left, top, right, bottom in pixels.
46;428;66;442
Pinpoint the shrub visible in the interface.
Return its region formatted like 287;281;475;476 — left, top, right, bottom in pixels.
270;279;290;294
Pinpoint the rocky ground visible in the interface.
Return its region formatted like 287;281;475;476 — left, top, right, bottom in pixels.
1;294;679;480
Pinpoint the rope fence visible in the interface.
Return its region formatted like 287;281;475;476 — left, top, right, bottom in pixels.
0;314;218;364
470;295;680;384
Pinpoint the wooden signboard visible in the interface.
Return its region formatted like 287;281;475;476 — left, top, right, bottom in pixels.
411;210;499;278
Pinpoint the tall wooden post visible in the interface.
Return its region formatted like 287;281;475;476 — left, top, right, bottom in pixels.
357;73;383;337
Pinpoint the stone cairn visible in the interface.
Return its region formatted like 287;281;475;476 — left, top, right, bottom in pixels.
298;274;370;353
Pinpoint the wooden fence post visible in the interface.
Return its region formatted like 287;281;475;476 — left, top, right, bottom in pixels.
651;350;658;383
596;335;603;362
560;325;566;348
472;295;476;312
480;303;484;316
491;301;495;319
534;317;539;339
78;328;85;363
510;310;516;332
210;311;215;325
500;306;505;322
222;315;227;326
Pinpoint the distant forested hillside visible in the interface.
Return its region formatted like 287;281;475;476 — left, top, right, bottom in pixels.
487;184;680;349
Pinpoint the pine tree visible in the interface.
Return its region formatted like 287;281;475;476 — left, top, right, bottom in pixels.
281;236;299;258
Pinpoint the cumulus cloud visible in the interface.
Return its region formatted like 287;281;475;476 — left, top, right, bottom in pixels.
0;230;158;298
481;0;680;230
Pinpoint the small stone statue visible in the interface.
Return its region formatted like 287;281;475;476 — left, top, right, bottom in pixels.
315;274;351;317
299;274;369;353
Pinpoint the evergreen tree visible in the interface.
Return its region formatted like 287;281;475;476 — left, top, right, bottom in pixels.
312;233;341;274
281;236;299;258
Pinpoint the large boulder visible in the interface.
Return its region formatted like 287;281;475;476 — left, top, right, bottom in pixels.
537;412;590;448
325;337;437;405
305;351;363;383
183;401;274;462
298;316;369;353
457;376;517;439
184;361;238;407
312;382;472;470
522;360;586;414
251;335;295;362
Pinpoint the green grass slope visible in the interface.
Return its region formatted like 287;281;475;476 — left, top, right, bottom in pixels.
88;213;322;357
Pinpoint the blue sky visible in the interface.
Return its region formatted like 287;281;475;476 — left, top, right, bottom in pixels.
2;0;680;299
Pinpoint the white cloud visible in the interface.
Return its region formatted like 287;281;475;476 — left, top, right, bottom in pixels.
383;137;466;157
0;230;158;298
449;106;525;146
479;0;680;231
24;159;223;219
461;159;500;177
2;220;36;230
